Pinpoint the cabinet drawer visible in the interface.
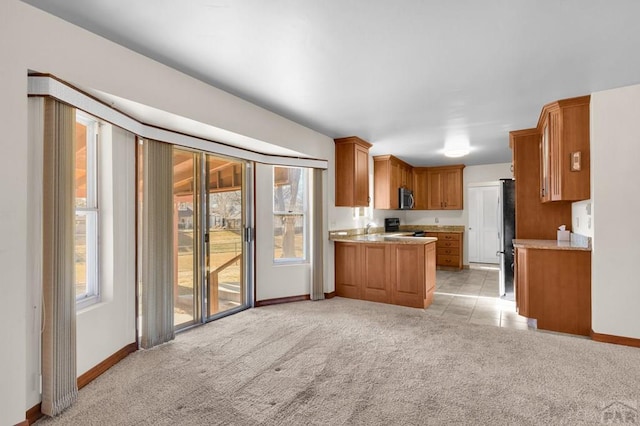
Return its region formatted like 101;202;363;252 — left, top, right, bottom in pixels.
437;240;460;249
438;233;460;241
437;247;459;256
425;232;438;238
437;255;460;267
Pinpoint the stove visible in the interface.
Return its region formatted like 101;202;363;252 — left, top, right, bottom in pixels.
384;217;400;232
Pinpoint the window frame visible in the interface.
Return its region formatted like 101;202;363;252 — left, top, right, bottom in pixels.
75;112;100;309
272;166;309;264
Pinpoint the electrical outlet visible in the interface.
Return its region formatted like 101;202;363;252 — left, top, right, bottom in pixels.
435;217;439;224
576;217;580;228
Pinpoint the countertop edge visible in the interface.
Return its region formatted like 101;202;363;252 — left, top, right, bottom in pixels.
513;238;591;252
330;235;438;245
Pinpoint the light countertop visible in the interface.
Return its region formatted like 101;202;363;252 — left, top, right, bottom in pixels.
330;232;438;245
513;238;591;251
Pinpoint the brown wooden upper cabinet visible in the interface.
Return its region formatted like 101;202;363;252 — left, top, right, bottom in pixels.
373;155;413;209
538;95;590;203
412;168;429;210
510;128;571;240
425;165;465;210
334;136;372;207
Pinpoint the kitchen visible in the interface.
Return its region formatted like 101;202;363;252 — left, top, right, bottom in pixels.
5;3;640;425
329;95;594;339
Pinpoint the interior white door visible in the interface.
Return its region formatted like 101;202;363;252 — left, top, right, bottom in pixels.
468;185;500;264
467;188;480;262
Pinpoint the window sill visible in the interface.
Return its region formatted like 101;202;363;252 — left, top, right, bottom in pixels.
76;295;101;312
273;260;309;266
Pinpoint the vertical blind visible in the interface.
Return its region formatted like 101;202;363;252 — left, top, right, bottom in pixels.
138;139;175;348
311;168;325;300
41;98;78;416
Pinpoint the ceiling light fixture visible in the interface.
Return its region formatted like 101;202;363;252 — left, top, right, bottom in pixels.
444;148;470;158
443;134;471;158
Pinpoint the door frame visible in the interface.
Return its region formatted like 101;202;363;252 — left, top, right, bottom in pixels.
172;146;255;331
467;182;500;264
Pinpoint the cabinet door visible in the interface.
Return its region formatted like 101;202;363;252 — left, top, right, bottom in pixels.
335;243;361;299
442;169;462;209
537;96;590;203
515;248;529;317
390;160;400;209
362;244;391;303
549;110;563;201
413;168;429;210
355;143;370;206
427;170;444;209
400;164;412;190
373;156;404;210
426;168;463;210
391;244;425;308
540;115;551;203
334;142;354;207
424;243;436;307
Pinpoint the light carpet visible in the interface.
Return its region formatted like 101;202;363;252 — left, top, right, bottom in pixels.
37;297;640;425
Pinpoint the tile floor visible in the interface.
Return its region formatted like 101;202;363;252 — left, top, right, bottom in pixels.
427;264;531;331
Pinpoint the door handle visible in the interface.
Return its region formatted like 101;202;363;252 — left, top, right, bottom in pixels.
244;227;254;243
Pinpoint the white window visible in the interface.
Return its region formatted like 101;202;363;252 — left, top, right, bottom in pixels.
273;166;308;263
75;112;100;308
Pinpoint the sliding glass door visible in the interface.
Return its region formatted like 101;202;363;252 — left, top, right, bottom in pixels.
172;148;250;329
172;149;200;328
205;155;245;318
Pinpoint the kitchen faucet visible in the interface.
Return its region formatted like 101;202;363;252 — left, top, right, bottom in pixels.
365;222;376;234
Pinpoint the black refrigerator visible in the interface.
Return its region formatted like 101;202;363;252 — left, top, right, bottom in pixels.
498;179;516;300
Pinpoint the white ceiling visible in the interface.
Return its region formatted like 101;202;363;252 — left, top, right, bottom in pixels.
22;0;640;166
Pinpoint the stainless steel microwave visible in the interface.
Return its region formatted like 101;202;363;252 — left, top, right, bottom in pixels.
399;187;414;210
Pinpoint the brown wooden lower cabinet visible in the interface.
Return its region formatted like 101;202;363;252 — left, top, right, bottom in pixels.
426;232;463;269
362;244;391;303
515;247;591;336
335;241;436;309
335;242;361;299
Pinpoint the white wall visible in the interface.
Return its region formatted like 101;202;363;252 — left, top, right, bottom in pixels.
255;163;311;301
591;84;640;339
571;199;593;238
75;125;136;376
404;162;512;265
0;2;334;423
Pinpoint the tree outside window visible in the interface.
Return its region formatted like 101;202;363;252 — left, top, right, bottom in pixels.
273;166;308;262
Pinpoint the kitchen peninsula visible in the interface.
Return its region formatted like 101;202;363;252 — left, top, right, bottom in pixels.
330;233;437;309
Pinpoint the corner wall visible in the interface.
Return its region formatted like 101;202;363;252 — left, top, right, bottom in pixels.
590;84;640;339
